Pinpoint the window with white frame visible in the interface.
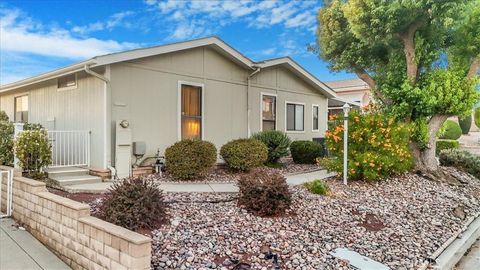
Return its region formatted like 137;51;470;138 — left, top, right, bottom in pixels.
14;95;28;123
57;74;77;90
312;105;319;131
286;102;304;131
262;94;276;131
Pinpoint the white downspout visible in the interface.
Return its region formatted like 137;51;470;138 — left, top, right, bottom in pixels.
84;65;109;170
247;67;261;137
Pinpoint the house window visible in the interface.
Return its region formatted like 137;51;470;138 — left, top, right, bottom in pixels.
286;102;304;131
312;105;319;131
14;95;28;123
181;84;202;140
57;74;77;89
262;94;276;131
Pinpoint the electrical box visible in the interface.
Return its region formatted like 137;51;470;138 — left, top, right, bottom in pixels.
133;141;146;156
115;120;132;179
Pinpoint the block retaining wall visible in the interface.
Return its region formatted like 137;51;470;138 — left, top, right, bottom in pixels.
0;166;151;270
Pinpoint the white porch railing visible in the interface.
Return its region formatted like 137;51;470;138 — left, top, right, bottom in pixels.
48;131;91;168
0;168;13;218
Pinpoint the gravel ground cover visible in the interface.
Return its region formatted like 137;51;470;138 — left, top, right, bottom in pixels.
152;158;319;183
147;168;480;270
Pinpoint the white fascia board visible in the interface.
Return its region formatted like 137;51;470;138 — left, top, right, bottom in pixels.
255;57;338;99
94;36;254;69
0;60;95;93
328;97;361;108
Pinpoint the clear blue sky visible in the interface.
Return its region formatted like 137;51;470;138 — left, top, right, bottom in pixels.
0;0;354;85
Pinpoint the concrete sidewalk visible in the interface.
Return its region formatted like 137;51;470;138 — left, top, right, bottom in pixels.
456;238;480;270
0;218;70;270
63;169;336;193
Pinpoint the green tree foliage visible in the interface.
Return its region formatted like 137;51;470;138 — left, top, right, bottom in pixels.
317;0;480;171
0;121;14;166
475;107;480;128
0;111;9;122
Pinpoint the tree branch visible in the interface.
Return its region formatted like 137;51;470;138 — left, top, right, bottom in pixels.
398;19;426;85
467;56;480;79
353;67;388;105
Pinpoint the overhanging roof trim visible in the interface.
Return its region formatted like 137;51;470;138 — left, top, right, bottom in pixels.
254;57;337;98
92;36;254;69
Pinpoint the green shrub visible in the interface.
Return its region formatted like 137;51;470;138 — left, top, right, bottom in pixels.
439;120;462;140
15;129;52;179
237;169;292;216
0;121;14;166
290;140;325;164
0;111;9;122
99;177;167;231
321;111;413;181
475;107;480;128
165;140;217;179
251;130;291;164
439;149;480;179
436;140;459;155
458;115;472;135
304;179;329;195
24;123;44;131
220;139;268;171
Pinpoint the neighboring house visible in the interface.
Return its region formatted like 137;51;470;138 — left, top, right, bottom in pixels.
0;37;351;179
326;78;370;116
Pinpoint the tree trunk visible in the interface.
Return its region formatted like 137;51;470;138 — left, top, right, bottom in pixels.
467;57;480;79
412;114;449;172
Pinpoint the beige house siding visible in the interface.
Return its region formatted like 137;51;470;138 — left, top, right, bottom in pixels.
109;47;328;161
0;71;106;168
249;67;328;140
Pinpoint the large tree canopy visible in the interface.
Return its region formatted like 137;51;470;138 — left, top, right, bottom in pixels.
317;0;480;172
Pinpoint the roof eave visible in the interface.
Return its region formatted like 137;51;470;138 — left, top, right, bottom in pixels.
0;60;95;93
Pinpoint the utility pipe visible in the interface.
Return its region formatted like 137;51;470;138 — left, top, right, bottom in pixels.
247;67;261;137
84;65;110;170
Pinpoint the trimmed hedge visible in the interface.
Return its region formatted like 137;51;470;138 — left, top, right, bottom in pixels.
439;120;462;140
290;140;324;164
436;139;459;155
251;130;291;164
165;140;217;179
220;138;268;171
475;107;480;128
458;115;472;135
439;149;480;179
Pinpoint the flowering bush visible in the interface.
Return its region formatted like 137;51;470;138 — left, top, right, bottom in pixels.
321;111;413;181
15;129;52;179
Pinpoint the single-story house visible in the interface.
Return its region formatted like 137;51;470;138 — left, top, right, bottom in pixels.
0;36;353;179
326;78;370;116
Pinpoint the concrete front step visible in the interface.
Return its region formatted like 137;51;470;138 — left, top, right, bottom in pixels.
45;167;90;178
49;175;102;186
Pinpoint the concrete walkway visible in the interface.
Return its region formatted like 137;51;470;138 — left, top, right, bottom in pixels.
62;169;336;193
0;218;70;270
459;132;480;156
456;238;480;269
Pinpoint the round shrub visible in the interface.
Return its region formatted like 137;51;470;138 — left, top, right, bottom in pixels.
439;120;462;140
15;129;52;179
304;179;329;195
0;111;9;122
475;107;480;128
237;169;292;216
290;140;325;164
99;178;167;231
220;138;268;171
436;139;459;155
458;115;472;135
165;140;217;179
251;130;291;164
0;120;14;166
